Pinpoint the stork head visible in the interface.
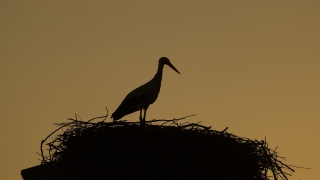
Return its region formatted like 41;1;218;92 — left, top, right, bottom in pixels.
159;57;180;74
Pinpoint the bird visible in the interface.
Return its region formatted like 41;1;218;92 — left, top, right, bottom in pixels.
111;57;180;125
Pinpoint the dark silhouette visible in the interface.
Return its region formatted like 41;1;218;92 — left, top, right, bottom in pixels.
21;113;296;180
111;57;180;125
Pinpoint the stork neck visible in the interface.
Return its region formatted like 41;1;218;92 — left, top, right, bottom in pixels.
151;64;163;91
154;63;164;80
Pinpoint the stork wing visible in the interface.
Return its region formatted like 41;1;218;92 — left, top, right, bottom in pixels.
111;94;149;120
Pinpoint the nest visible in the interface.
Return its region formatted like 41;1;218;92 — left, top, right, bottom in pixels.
39;111;295;180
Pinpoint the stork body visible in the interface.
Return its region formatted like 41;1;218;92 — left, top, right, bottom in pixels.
111;57;180;125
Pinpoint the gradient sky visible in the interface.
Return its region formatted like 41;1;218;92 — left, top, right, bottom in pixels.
1;1;319;179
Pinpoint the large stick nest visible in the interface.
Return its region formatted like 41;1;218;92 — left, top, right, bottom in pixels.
40;111;295;180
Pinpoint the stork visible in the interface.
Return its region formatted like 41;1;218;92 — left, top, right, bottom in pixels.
111;57;180;125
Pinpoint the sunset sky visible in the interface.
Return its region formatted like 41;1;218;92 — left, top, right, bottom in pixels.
1;1;319;179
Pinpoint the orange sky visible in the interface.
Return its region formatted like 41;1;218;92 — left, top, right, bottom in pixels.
1;1;319;179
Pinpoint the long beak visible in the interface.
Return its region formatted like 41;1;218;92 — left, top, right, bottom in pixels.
167;62;180;74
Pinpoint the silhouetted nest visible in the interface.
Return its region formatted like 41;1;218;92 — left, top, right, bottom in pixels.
39;109;297;180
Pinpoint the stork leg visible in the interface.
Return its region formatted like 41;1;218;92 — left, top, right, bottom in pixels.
138;107;148;126
143;108;147;124
139;108;143;124
142;106;149;125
